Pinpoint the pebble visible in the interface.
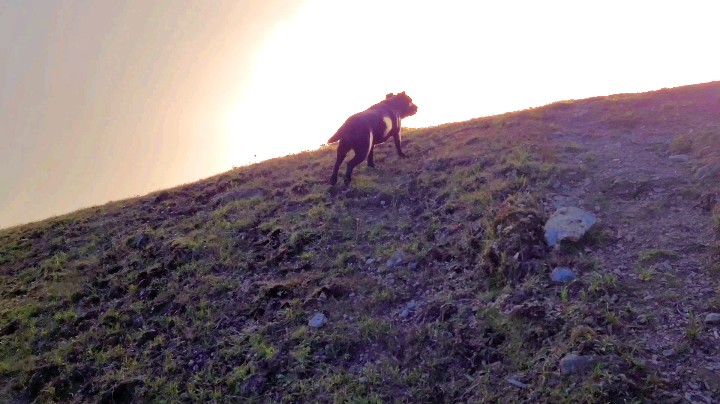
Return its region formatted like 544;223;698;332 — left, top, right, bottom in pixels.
704;313;720;324
308;313;327;328
386;251;405;269
559;354;597;374
506;377;528;389
669;154;689;162
550;267;576;283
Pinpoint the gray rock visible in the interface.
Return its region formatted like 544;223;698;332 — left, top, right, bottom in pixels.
506;377;528;389
407;261;418;270
544;207;596;247
386;251;405;269
695;164;720;181
704;313;720;324
400;301;417;318
669;154;689;162
550;267;576;283
308;313;327;328
559;354;597;374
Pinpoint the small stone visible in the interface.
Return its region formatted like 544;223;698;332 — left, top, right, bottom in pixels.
506;377;528;389
559;354;597;374
359;376;369;384
366;258;375;265
637;315;648;325
550;267;576;283
704;313;720;324
308;313;327;328
407;261;418;270
662;348;675;357
400;301;417;318
669;154;689;162
386;251;405;269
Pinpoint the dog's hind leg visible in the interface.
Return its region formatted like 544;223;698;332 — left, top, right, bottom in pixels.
344;132;373;185
330;141;350;185
367;146;375;168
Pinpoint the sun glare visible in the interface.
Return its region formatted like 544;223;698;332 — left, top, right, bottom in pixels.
225;0;720;167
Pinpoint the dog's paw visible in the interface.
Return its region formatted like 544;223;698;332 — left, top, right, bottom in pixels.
329;176;338;185
399;153;409;158
367;163;376;168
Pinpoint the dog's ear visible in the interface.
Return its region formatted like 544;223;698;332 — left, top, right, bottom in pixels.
386;93;393;99
400;91;406;95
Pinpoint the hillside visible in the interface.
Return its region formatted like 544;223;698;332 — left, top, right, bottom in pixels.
2;82;720;402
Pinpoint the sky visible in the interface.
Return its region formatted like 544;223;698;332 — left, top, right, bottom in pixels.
1;0;719;229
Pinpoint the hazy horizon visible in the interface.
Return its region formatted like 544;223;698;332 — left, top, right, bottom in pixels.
2;1;720;229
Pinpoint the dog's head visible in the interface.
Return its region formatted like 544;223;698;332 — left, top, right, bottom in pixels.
384;91;418;118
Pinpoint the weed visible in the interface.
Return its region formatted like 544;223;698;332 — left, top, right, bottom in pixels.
637;268;654;282
588;273;618;295
685;311;701;341
638;248;678;264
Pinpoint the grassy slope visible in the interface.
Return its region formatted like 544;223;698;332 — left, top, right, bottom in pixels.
1;82;720;403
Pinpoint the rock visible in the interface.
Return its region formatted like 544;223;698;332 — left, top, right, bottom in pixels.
662;348;675;357
544;207;596;247
359;376;369;384
669;154;689;162
407;261;418;270
400;301;417;318
308;313;327;328
506;377;528;389
559;354;597;374
695;164;720;181
550;267;576;283
386;251;405;269
704;313;720;324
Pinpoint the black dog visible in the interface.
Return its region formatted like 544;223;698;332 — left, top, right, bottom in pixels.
327;92;418;185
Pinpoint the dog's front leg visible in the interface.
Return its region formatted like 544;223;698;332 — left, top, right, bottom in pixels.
392;131;408;158
367;146;376;168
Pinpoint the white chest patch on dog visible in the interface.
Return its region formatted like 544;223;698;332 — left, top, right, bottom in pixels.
382;116;393;137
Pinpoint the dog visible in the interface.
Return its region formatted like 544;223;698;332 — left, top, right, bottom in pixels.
327;92;418;185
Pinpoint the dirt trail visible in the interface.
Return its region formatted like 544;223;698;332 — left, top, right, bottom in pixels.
547;130;719;402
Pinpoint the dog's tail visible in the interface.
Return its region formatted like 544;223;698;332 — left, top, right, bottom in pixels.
327;121;350;144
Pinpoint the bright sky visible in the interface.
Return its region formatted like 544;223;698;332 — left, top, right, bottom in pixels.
1;1;719;229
